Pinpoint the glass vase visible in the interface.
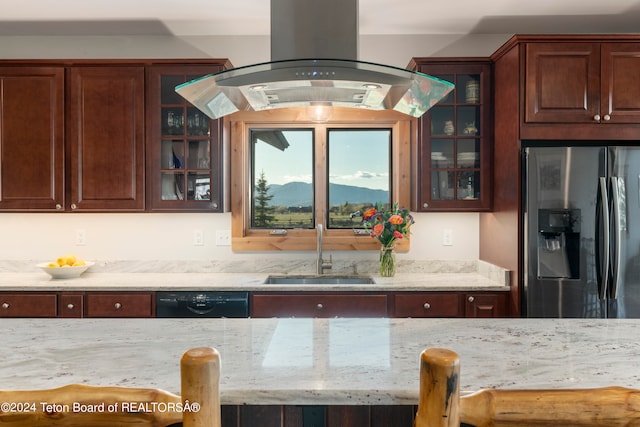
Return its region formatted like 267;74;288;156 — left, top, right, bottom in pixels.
379;245;396;277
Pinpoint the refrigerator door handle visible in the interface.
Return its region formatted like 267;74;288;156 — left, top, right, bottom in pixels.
598;177;610;300
610;177;622;300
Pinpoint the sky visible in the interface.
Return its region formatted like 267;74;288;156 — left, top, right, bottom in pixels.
254;129;391;191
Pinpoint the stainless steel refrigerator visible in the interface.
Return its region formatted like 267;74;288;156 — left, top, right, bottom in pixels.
523;144;640;318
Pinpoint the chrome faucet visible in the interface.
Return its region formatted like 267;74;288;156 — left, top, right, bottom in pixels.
316;224;332;274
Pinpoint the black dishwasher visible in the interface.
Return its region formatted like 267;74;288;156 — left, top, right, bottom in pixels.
156;291;249;318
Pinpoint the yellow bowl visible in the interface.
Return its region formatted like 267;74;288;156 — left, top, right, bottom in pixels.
37;261;95;279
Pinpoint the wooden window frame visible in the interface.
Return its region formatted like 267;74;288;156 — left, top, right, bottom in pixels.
229;108;414;252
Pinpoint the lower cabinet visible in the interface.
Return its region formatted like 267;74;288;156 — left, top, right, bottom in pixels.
251;291;509;318
251;293;388;318
85;292;153;318
0;292;155;318
464;293;507;318
222;404;415;427
0;293;58;317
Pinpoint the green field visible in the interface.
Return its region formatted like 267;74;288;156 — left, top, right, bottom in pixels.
253;203;376;229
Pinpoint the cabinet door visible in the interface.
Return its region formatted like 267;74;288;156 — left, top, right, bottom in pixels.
412;60;492;212
464;293;507;318
85;292;153;317
0;293;58;317
524;43;600;124
146;65;225;211
68;67;145;211
393;293;460;317
251;293;388;318
0;67;64;211
600;43;640;123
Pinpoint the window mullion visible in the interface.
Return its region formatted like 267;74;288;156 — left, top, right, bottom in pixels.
314;125;328;228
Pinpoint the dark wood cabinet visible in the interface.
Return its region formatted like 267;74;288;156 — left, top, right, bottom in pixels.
0;291;154;318
251;293;389;318
58;292;84;318
146;63;228;211
0;293;58;317
84;292;154;318
67;66;145;211
392;293;460;317
525;42;640;125
464;293;507;318
0;67;64;211
408;59;492;212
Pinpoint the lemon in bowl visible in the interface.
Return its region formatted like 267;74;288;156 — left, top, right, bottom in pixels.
38;255;94;279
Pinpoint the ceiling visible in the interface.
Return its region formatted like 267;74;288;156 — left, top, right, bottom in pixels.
2;0;640;36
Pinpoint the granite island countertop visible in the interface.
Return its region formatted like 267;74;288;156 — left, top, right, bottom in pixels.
2;318;639;405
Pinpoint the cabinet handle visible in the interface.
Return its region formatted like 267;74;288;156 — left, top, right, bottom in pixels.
423;203;429;208
594;114;601;121
467;296;475;303
316;303;324;310
55;204;63;210
603;114;611;121
114;302;122;310
1;302;9;309
71;203;77;210
423;302;431;310
67;303;75;310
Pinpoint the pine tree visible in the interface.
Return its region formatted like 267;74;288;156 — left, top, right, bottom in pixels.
253;170;275;227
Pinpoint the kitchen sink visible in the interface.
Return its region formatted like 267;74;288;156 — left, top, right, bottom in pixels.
263;275;375;285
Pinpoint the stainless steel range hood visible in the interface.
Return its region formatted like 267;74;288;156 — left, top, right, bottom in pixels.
175;0;454;119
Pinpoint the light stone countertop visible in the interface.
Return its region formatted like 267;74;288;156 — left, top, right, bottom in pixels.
0;259;510;291
0;272;508;291
2;318;639;405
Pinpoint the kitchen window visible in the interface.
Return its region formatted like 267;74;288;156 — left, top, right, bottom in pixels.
229;108;413;251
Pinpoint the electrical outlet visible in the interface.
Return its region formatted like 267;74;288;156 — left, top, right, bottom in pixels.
215;230;231;246
75;229;86;246
442;229;453;246
193;229;204;246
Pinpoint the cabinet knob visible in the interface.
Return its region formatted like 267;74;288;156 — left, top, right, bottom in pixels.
594;114;601;121
603;114;611;121
67;303;75;310
423;203;429;208
55;204;63;210
316;303;324;310
114;302;122;310
71;203;77;210
423;302;431;310
1;302;9;309
467;296;475;303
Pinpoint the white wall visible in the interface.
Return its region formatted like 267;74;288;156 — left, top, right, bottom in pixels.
0;33;506;263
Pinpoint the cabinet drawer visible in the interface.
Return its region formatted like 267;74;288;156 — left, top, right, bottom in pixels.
393;293;460;317
251;294;388;318
59;293;83;318
0;293;57;317
85;293;153;318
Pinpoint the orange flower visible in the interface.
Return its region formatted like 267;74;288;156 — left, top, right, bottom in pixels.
362;208;378;221
388;214;404;225
372;223;385;236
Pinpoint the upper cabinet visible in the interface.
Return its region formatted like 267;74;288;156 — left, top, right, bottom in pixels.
0;59;230;213
146;64;227;212
68;66;145;211
409;59;492;212
525;42;640;125
0;67;64;211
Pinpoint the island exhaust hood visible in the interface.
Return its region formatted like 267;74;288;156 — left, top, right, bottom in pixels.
175;0;454;120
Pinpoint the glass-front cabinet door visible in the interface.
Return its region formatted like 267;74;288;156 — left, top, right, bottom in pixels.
409;59;492;211
147;63;229;211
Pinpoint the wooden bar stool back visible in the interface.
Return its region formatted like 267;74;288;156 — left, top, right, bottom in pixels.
415;347;640;427
0;347;221;427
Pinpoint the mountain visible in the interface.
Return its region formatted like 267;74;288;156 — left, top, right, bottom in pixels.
266;181;388;207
